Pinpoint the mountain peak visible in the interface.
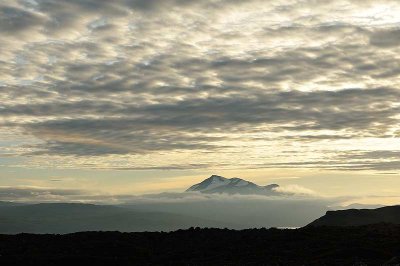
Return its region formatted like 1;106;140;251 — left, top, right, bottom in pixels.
209;175;228;181
186;175;280;195
186;175;230;192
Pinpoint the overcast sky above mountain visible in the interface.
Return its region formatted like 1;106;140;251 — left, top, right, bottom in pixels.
0;0;400;203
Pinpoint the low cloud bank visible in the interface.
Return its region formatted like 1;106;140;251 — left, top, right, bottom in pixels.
0;185;388;208
0;185;323;203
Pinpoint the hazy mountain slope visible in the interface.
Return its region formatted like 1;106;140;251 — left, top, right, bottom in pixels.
308;205;400;226
125;199;328;229
186;175;280;195
0;200;329;233
0;203;228;234
0;201;24;207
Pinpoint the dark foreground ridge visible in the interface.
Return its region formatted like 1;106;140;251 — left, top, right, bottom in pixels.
308;205;400;226
1;224;400;265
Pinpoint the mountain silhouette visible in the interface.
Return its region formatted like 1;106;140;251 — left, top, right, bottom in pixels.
308;205;400;226
0;203;228;234
1;224;400;265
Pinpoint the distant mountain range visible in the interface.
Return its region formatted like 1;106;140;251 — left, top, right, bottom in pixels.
186;175;280;195
308;205;400;226
0;203;228;234
1;175;398;233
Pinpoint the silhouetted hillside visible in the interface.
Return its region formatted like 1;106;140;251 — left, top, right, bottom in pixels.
0;201;23;207
308;205;400;226
0;203;229;234
1;224;400;265
0;200;329;233
124;197;328;228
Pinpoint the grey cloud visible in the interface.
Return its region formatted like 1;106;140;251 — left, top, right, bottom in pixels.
113;163;224;170
0;6;43;34
1;0;400;170
125;0;199;10
2;87;399;156
335;162;399;172
255;150;400;172
338;150;400;160
0;186;85;202
370;29;400;48
0;186;328;203
127;191;326;204
3;87;399;121
28;0;128;15
333;151;400;171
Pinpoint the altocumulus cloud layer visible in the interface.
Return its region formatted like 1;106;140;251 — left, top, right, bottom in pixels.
1;0;400;171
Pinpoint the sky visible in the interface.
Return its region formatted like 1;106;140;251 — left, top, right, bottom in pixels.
0;0;400;204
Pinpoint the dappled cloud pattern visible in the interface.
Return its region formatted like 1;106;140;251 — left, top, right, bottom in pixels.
1;0;400;171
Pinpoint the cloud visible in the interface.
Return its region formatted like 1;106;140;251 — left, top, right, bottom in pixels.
0;185;325;204
369;29;400;48
0;186;86;202
2;87;397;157
273;185;317;196
333;150;400;171
0;6;44;34
0;0;400;171
134;190;324;203
3;185;397;211
249;150;400;172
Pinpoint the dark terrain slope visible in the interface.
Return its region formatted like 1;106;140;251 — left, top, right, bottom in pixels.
0;201;328;231
0;203;227;233
308;205;400;226
1;224;400;265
